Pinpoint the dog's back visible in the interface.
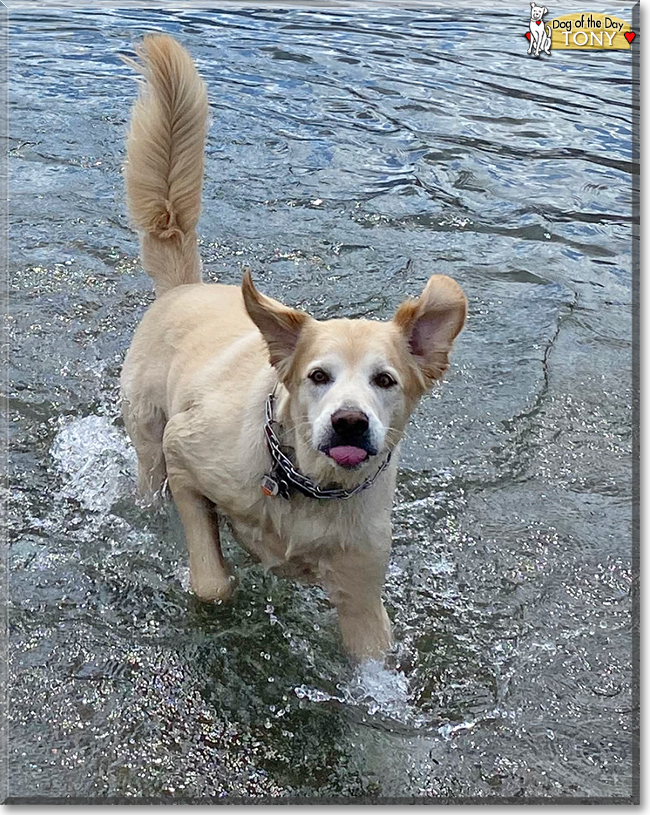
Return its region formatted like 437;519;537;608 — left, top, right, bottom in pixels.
124;35;209;297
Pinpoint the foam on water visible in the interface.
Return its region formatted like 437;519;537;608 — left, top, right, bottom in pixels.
296;659;428;730
50;414;137;513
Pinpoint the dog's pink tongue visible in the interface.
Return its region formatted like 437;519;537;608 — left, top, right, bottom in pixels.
328;446;368;467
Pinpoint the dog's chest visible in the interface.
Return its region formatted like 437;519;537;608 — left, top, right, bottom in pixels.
224;492;386;579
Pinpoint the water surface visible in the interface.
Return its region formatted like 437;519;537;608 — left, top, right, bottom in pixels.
6;4;637;801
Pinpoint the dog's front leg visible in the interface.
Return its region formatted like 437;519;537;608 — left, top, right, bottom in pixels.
337;594;392;662
168;476;235;602
163;417;235;602
320;545;392;662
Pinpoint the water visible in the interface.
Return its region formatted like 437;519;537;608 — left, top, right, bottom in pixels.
6;4;637;802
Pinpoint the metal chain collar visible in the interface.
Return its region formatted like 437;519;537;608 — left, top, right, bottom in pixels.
262;391;392;501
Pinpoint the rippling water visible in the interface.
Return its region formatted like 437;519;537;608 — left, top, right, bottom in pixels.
6;4;637;802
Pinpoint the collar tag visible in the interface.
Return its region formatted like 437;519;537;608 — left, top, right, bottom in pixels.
261;474;280;497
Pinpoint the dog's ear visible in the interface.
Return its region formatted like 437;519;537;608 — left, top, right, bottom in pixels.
242;270;311;372
393;275;467;385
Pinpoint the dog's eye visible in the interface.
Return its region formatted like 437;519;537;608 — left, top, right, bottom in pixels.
308;368;330;385
373;372;396;389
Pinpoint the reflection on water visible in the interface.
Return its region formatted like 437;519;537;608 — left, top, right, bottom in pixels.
7;4;636;801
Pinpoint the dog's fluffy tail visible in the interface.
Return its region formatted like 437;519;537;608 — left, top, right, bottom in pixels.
124;35;209;297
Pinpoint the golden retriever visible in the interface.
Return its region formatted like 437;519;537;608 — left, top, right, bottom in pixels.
120;34;467;661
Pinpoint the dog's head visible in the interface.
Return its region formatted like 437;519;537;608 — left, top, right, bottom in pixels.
243;271;467;484
530;2;548;21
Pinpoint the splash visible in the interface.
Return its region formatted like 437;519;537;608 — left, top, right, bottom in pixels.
295;659;427;730
50;414;137;514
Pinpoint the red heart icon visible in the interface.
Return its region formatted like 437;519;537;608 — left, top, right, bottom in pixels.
536;20;542;25
625;31;636;44
525;31;531;40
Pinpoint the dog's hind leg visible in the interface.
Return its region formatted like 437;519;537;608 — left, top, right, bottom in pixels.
163;415;235;602
122;397;167;497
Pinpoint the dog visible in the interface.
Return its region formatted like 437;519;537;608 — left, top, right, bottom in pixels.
120;35;467;661
528;2;552;56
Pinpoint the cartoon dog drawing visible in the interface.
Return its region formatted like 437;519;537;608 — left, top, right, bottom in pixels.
528;2;552;56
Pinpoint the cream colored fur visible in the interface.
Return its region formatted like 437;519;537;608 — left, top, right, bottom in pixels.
120;34;467;661
123;35;208;296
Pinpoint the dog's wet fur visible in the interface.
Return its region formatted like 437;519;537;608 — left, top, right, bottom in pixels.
120;35;467;661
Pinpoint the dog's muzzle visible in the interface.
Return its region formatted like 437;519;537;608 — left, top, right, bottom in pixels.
263;391;390;500
321;408;377;469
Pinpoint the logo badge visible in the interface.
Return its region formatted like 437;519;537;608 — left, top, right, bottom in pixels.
525;7;635;51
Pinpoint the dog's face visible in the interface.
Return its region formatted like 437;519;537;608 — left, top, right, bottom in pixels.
242;272;467;481
291;320;418;469
530;2;548;21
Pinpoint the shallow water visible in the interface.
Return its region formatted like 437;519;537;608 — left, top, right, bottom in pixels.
6;4;637;802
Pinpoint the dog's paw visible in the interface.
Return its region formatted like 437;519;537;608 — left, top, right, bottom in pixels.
191;571;238;604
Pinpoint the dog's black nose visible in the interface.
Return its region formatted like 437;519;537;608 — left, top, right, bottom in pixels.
331;409;369;439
